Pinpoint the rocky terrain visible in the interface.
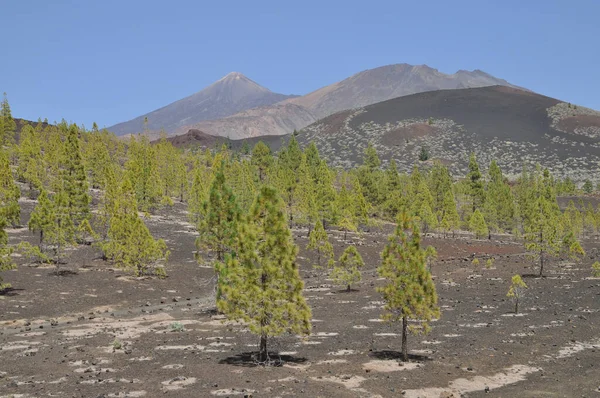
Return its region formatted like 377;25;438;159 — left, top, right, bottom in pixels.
1;198;599;397
298;86;600;182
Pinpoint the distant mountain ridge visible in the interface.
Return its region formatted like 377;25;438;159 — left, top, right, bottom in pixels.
108;72;298;135
109;64;524;139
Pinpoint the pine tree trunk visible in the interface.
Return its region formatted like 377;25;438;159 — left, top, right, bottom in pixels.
539;249;544;277
401;315;408;362
515;297;519;314
259;333;268;362
347;284;351;291
344;229;347;241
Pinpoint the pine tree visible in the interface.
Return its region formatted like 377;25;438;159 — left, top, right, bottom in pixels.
125;135;162;212
251;141;274;181
467;153;485;213
103;179;169;276
524;194;562;277
296;154;318;230
364;143;381;170
0;215;16;290
331;245;364;291
439;189;460;237
507;275;527;314
592;261;600;277
314;160;336;224
17;125;45;192
307;219;334;269
188;161;212;225
61;125;91;227
48;187;75;268
429;161;453;215
1;93;16;146
335;175;358;240
484;160;516;233
216;186;311;362
28;189;55;248
196;163;240;262
469;209;488;239
377;213;440;361
0;148;20;226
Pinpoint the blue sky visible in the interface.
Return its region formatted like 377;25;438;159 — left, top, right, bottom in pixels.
1;0;598;128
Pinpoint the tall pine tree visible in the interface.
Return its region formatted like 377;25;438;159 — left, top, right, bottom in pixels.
217;186;311;362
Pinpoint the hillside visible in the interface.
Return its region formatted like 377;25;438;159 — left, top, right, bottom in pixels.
169;64;524;139
107;72;297;135
297;86;600;181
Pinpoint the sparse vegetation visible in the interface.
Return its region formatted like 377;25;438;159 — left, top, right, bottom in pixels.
507;274;528;313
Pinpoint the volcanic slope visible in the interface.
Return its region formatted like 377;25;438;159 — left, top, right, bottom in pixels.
107;72;297;136
178;64;523;139
297;85;600;182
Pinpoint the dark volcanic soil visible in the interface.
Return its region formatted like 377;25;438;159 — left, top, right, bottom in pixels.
0;200;599;397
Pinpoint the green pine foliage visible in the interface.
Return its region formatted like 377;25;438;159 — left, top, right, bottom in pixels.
61;124;91;227
28;189;54;248
507;274;527;313
377;213;440;361
1;93;16;146
17;124;45;192
523;192;562;277
196;163;241;262
0;214;16;290
216;186;311;362
48;186;76;268
102;179;169;277
467;153;485;213
125;135;162;212
331;245;364;291
307;219;334;269
469;209;489;239
0;148;20;226
251;141;274;181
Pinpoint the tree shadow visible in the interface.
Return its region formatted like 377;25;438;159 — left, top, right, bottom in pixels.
521;273;543;279
336;288;360;294
219;351;307;368
370;350;432;362
0;287;24;296
50;269;78;277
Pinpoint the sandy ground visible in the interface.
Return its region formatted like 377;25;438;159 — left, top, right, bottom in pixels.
1;202;599;397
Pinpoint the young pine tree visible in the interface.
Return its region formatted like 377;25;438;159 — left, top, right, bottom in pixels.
524;195;562;277
0;215;16;290
103;179;169;277
467;153;485;214
307;219;334;269
251;141;274;182
331;245;364;291
47;187;75;269
0;148;20;226
507;274;527;314
125;135;162;212
61;125;91;227
196;163;240;263
469;209;489;239
28;189;55;248
0;93;16;146
377;213;440;361
216;186;311;363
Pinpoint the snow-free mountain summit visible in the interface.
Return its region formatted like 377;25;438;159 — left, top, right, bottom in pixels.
107;72;298;135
